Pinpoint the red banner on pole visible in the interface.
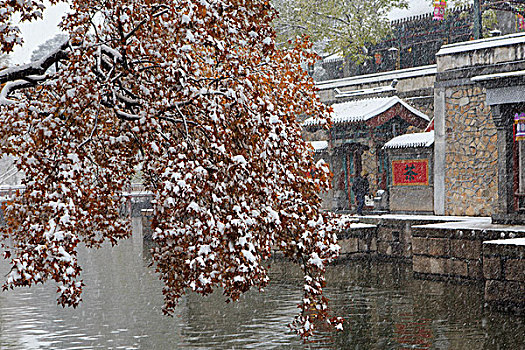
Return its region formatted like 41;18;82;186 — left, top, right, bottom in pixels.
392;159;429;186
433;0;446;21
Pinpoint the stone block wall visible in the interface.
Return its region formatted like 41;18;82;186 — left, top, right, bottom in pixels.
483;240;525;310
413;225;525;282
361;217;449;259
337;224;377;257
412;228;488;280
443;86;498;216
376;225;409;258
336;217;445;260
412;239;483;280
434;34;525;218
337;219;417;260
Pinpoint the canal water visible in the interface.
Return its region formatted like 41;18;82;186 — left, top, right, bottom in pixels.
0;219;523;349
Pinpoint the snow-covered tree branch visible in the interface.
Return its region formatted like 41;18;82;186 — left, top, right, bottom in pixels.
0;0;342;339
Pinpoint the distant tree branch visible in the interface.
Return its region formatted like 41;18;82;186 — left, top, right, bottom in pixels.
0;41;69;85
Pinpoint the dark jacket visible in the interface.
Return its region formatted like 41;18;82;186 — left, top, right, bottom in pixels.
352;176;369;198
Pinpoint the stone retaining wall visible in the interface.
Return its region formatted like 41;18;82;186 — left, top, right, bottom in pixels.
483;239;525;311
339;217;452;260
139;213;525;309
412;235;483;280
337;224;378;257
411;227;522;280
360;217;456;259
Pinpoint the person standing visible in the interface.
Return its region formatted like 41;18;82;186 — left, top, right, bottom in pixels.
352;172;369;216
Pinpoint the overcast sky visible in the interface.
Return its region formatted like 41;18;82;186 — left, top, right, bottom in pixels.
390;0;433;20
10;0;434;64
10;2;69;64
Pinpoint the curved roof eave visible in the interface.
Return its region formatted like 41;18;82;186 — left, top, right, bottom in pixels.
303;96;429;128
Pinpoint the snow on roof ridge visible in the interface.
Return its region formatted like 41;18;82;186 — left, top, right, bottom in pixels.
330;96;398;125
437;32;525;57
334;96;398;123
315;65;437;90
335;85;396;99
308;140;328;152
383;130;434;149
471;69;525;82
303;96;429;127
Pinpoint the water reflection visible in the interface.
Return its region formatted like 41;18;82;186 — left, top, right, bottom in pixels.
0;219;522;349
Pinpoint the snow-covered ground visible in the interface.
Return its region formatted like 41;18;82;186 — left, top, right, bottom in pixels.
413;218;525;233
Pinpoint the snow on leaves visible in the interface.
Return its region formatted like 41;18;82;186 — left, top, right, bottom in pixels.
0;0;342;340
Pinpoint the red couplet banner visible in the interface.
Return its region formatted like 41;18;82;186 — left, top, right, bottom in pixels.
392;159;429;186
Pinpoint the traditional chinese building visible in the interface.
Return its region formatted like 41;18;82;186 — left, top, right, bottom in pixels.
304;96;430;211
307;53;436;212
309;6;525;217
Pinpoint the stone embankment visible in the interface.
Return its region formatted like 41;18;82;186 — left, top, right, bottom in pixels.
141;211;524;311
483;238;525;312
335;215;525;312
